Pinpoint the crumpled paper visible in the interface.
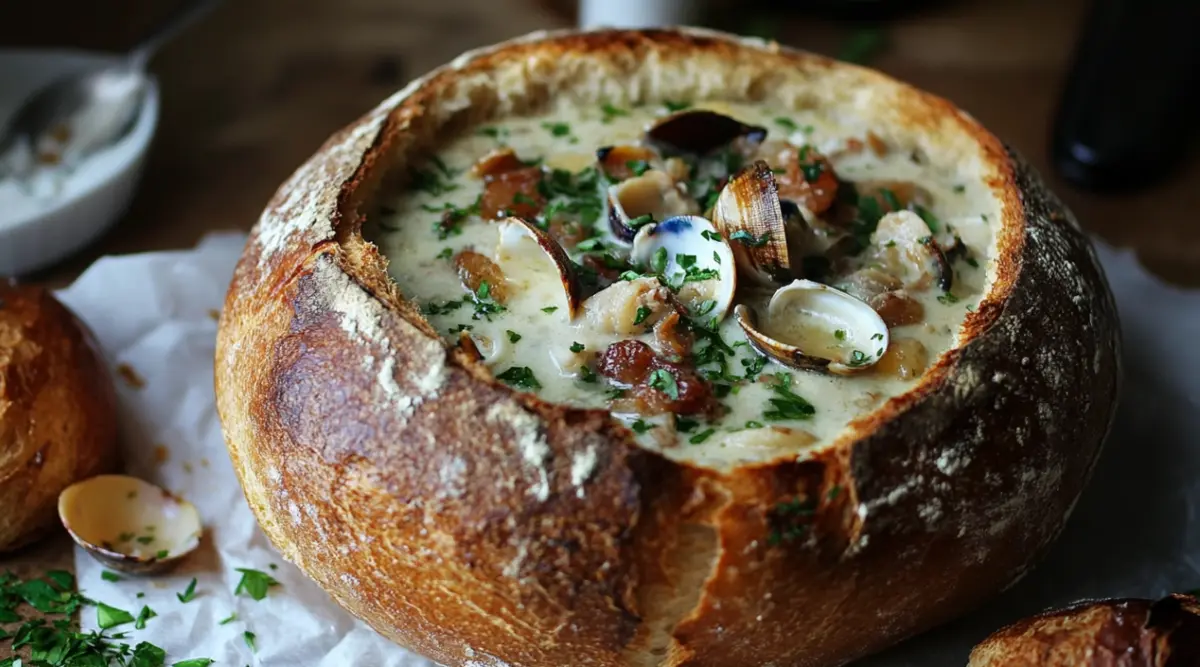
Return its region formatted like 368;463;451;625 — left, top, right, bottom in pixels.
56;233;1198;666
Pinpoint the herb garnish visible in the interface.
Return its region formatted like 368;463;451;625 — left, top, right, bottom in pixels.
427;197;480;240
633;306;653;326
436;247;453;260
134;604;157;630
541;121;574;140
774;117;799;132
664;100;692;112
689;429;716;444
496;367;542;390
218;612;237;625
101;571;122;583
97;602;135;629
762;374;816;421
471;281;507;321
937;292;960;305
506;330;522;343
410;156;460;196
600;103;628;123
627;160;651;176
176;578;198;603
541;306;559;314
630;419;655;434
847;350;870;367
569;342;586;353
729;230;769;247
244;631;258;653
675;418;699;433
647;369;680;400
913;204;941;233
234;568;280;601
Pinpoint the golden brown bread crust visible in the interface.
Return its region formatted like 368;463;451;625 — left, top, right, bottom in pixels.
0;282;119;552
214;28;1122;667
969;594;1200;667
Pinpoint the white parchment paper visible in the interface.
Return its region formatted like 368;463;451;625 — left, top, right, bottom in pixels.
57;233;1198;666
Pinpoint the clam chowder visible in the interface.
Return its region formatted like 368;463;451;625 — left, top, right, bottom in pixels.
372;101;996;467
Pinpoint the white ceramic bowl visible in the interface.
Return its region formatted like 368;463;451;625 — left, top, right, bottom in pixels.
0;50;159;276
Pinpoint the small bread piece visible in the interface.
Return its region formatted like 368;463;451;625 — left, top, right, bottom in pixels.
0;282;119;552
969;594;1200;667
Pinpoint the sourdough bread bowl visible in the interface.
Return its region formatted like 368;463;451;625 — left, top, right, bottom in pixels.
969;594;1200;666
0;282;119;552
215;28;1121;667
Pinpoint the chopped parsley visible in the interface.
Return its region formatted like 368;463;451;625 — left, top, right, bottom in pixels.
506;330;522;343
154;549;169;559
176;578;198;603
647;368;679;400
570;342;585;353
541;306;559;314
234;568;280;601
541;121;573;138
688;429;716;444
729;230;769;247
605;388;627;400
847;350;871;367
436;247;453;260
619;270;642;282
965;256;980;268
630;419;655;434
952;184;966;193
173;660;215;667
496;366;541;390
694;299;717;317
871;332;884;341
579;365;599;383
879;188;902;212
538;167;604;226
427;197;480;241
700;229;722;242
763;374;816;421
101;571;122;582
410;156;460;196
600;103;628;123
650;248;669;274
675;418;699;433
663;100;692;112
575;237;607;253
244;631;257;653
218;612;238;625
478;125;509;142
937;292;960;305
470;281;507;321
741;355;768;380
913;204;941;233
96;602;135;629
633;306;653;326
627;160;651;176
834;329;846;341
745;420;764;429
774;117;799;132
628;213;655;229
134;604;156;630
134;535;153;545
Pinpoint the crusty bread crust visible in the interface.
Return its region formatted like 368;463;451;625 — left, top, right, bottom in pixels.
0;282;119;552
214;28;1121;667
969;594;1200;667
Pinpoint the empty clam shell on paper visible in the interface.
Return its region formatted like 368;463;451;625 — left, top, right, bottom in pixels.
58;474;202;574
736;279;889;374
495;217;584;319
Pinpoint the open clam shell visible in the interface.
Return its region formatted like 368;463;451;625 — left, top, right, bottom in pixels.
606;169;697;243
630;215;737;322
496;217;584;319
58;475;202;575
646;109;767;156
736;279;889;374
712;160;793;285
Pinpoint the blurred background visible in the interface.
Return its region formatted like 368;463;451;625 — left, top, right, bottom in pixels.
1;0;1196;285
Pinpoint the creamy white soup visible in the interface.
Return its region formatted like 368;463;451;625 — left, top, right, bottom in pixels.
373;100;995;467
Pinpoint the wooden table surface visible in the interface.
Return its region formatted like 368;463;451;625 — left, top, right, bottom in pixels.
0;0;1196;653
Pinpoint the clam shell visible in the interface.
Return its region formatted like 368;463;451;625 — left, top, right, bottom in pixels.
606;169;696;243
736;279;889;374
646;109;767;155
495;217;583;319
712;160;792;285
630;215;737;322
58;475;202;575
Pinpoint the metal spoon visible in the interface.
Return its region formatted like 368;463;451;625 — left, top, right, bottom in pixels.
0;0;220;178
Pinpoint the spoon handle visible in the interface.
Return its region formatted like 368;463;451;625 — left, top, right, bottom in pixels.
127;0;223;71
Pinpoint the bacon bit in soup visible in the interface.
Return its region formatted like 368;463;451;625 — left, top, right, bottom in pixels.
772;145;839;214
471;147;527;178
598;340;718;416
454;251;509;302
481;167;545;220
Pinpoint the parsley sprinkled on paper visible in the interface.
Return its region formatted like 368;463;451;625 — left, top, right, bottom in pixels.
234;568;280;601
135;604;157;630
176;578;198;603
218;612;238;626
